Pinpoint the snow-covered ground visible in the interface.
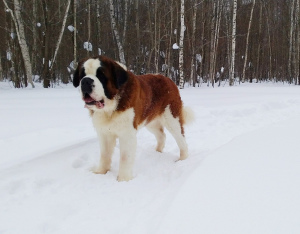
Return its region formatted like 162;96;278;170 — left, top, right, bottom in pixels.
1;82;300;234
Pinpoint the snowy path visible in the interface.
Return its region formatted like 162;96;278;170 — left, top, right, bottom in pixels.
159;117;300;234
1;83;300;233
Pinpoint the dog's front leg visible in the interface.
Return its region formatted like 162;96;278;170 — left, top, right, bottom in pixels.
117;132;137;182
93;133;116;174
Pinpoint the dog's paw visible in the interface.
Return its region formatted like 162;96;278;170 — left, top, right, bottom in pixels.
91;167;109;174
117;174;133;182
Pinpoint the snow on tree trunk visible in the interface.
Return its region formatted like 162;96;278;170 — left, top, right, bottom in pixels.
3;0;35;88
229;0;237;86
109;0;126;65
242;0;255;83
179;0;185;89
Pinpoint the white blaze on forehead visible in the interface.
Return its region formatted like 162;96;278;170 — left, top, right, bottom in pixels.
83;59;101;75
80;58;105;104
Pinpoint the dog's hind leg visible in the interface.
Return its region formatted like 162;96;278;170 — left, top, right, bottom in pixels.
164;106;188;160
146;119;166;153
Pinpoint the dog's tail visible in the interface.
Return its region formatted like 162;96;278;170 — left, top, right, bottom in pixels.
183;106;195;125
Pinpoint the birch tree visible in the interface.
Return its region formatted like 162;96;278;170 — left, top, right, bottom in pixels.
295;0;300;85
241;0;255;83
255;2;263;82
190;0;198;87
229;0;237;86
167;0;174;78
87;0;91;56
109;0;126;65
209;0;222;87
32;0;37;75
179;0;185;89
135;0;141;73
3;0;35;88
73;0;77;66
0;55;3;81
288;0;296;83
41;0;51;88
50;0;71;71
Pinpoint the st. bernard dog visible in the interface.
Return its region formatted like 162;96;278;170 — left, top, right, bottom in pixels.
73;55;194;181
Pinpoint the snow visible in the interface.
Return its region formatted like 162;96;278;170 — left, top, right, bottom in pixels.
173;43;179;49
67;25;75;32
196;53;202;62
83;42;93;51
6;51;11;61
158;117;300;234
1;83;300;234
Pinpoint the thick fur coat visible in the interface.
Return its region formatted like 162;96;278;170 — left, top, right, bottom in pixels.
73;56;194;181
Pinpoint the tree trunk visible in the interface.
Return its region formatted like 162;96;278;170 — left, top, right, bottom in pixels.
288;0;296;83
87;0;91;56
42;0;51;88
266;8;273;81
293;0;299;84
109;0;126;65
74;0;77;65
209;0;221;87
32;0;37;76
296;0;300;85
0;54;3;81
3;0;35;88
242;0;255;83
255;2;263;83
190;0;197;87
167;0;174;78
122;0;128;47
229;0;237;86
50;0;71;71
179;0;185;89
135;0;141;73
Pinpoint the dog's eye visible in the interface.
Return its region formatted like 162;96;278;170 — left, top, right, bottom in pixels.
96;68;107;83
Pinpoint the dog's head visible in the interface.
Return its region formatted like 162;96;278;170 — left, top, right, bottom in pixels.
73;56;128;112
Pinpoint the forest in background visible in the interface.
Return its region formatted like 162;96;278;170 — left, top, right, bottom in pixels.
0;0;299;88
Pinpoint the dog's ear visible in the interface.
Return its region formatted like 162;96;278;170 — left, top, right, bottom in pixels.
73;60;86;88
73;63;81;87
114;61;128;88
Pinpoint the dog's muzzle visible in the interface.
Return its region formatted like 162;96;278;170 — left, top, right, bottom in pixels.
81;77;94;95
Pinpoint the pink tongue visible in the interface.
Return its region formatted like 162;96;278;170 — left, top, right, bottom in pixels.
96;101;104;108
84;96;94;103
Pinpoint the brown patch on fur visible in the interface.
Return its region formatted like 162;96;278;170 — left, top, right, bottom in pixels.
116;72;184;130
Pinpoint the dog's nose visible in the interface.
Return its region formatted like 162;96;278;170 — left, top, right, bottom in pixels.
81;77;94;94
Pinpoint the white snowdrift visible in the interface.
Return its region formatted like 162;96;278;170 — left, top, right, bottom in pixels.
0;83;300;234
158;117;300;234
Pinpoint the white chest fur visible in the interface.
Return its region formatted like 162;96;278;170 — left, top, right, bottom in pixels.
92;108;136;136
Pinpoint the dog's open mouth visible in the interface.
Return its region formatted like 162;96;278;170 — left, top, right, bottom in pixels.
83;94;105;109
